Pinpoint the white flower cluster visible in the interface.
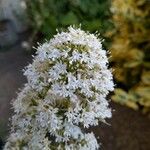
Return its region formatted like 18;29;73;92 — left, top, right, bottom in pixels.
4;26;114;150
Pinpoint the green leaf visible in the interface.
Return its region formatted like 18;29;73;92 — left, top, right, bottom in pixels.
141;71;150;85
124;61;142;68
60;12;78;25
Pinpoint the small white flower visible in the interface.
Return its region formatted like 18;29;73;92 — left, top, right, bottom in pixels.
4;26;114;150
49;62;67;80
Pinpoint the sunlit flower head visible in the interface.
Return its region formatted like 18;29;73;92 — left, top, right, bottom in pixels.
4;26;114;150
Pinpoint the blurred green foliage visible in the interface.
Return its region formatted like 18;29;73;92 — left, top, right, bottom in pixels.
110;0;150;114
25;0;112;40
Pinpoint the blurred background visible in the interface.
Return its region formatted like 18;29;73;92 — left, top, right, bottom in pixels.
0;0;150;149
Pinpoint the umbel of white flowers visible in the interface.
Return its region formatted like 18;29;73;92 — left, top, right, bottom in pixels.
4;26;114;150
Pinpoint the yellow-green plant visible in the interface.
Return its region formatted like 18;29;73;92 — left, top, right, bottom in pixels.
110;0;150;113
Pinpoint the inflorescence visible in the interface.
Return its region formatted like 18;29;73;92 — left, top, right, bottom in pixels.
4;26;114;150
